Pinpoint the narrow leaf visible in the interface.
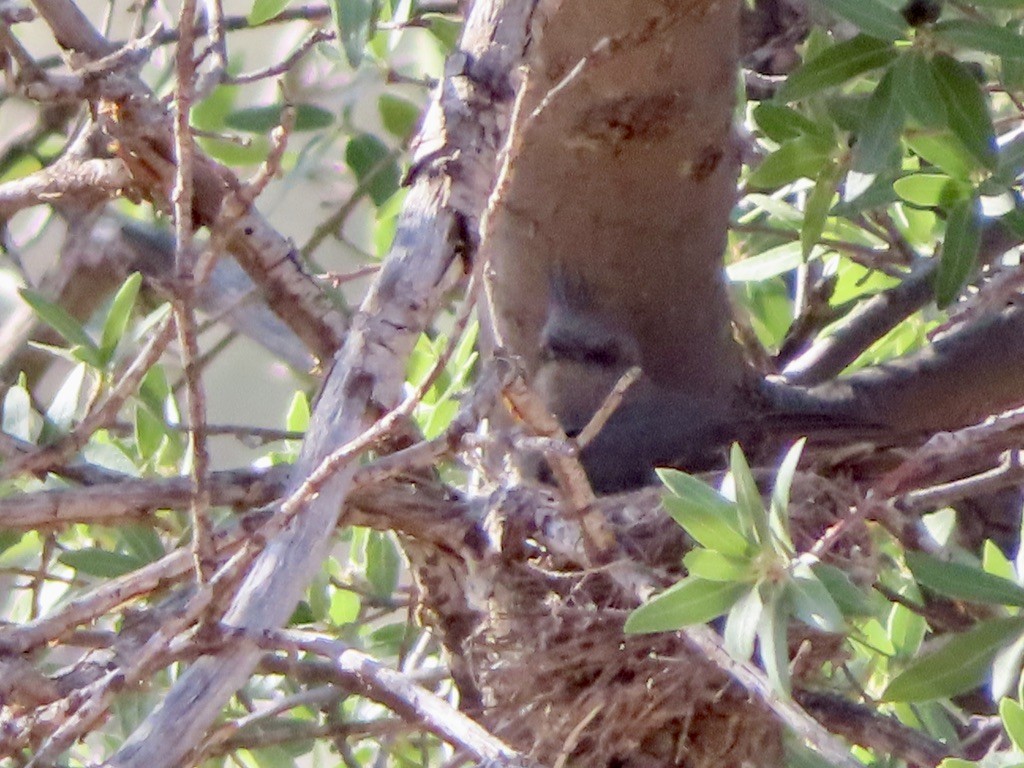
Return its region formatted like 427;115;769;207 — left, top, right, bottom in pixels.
769;439;805;552
658;469;750;557
59;548;147;578
893;51;947;128
345;133;401;207
329;0;376;67
801;163;841;261
758;587;791;694
811;0;907;40
724;587;763;660
747;138;829;188
730;444;770;548
933;20;1024;61
100;272;142;364
20;288;97;353
851;69;905;174
934;197;981;307
790;564;845;633
625;578;747;634
683;549;753;582
883;616;1024;702
906;550;1024;607
932;54;998;170
248;0;291;25
813;562;876;617
778;35;898;102
1001;697;1024;752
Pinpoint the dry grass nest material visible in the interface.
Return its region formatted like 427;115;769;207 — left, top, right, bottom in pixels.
459;470;875;768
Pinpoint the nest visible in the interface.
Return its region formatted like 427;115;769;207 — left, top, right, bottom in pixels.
472;604;782;768
429;470;877;768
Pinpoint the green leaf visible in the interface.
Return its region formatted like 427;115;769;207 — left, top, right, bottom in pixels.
779;36;898;102
330;588;362;625
730;444;770;548
758;587;791;694
747;137;830;188
906;550;1024;607
20;288;98;355
893;173;970;208
226;104;334;133
726;242;803;283
3;378;41;443
378;94;421;140
658;469;751;557
813;562;876;617
248;0;291;25
995;633;1024;700
345;133;401;207
134;403;166;461
285;391;310;433
683;549;753;582
851;69;904;174
769;439;804;553
801;163;841;260
906;131;981;180
893;51;947;129
790;564;845;633
329;0;377;67
882;616;1024;702
811;0;907;40
118;524;164;563
932;54;998;171
365;531;400;598
934;197;981;307
624;578;748;634
59;547;148;578
753;103;831;143
888;599;927;657
724;587;763;659
422;13;461;52
1001;697;1024;752
100;272;142;365
933;19;1024;61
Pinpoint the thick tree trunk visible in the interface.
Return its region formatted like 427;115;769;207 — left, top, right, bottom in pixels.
485;0;746;406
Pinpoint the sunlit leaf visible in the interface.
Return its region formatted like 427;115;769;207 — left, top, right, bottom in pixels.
724;587;763;659
683;549;753;582
658;469;751;557
729;444;770;548
1002;698;1024;752
625;578;748;633
893;173;970;208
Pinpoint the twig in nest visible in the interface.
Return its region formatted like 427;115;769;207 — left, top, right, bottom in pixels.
574;365;640;449
501;376;614;562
